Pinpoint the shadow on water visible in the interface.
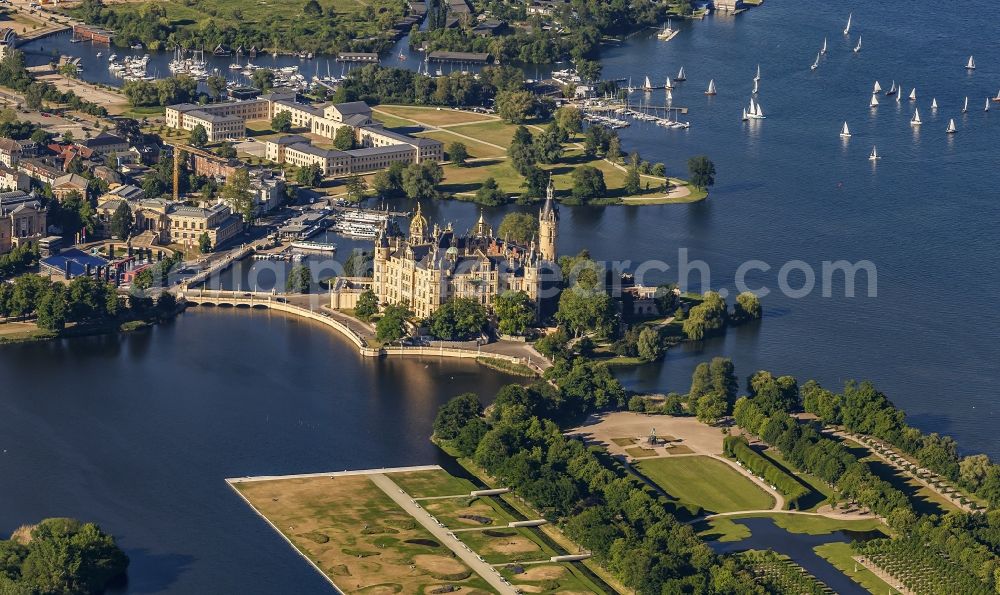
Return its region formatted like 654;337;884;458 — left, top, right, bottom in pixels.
709;517;885;595
107;549;196;595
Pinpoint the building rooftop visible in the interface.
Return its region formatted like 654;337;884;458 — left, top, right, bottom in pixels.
82;132;127;148
184;110;243;124
40;248;108;278
333;101;373;116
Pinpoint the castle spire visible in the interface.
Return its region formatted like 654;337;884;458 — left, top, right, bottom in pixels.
538;176;558;262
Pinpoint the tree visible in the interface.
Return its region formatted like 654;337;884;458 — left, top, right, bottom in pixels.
343;249;372;277
683;291;728;340
733;291;762;322
555;106;582;134
295;163;323;187
373;161;406;197
16;518;129;594
198;232;212;253
508;126;536;175
402;162;443;200
688;155;716;189
286;264;312;293
271;110;292;132
494;291;535;336
303;0;323;17
251;68;275;92
696;393;727;425
556;288;615;338
570;166;607;204
433;392;482;440
495;89;535;124
345;174;367;202
24;83;43;110
188;124;208;147
206;74;227;101
354;289;379;320
624;154;641;195
520;165;548;200
427;297;488;341
222;168;254;224
35;283;66;331
636;327;663;361
110;202;133;240
535;123;563;164
376;302;410;343
447;141;468;166
157;292;177;318
215;142;237;159
606;136;621;163
333;126;355;150
576;59;602;83
474;177;506;206
497;212;538;244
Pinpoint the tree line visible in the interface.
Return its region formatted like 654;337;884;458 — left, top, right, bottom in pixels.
0;51;108;117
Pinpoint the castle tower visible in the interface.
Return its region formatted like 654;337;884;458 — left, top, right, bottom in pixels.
538;178;559;262
409;202;428;243
472;209;492;237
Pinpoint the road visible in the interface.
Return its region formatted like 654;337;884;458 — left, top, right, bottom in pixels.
368;473;519;595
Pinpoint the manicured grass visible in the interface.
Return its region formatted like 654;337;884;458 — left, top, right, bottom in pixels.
611;437;636;447
232;474;491;592
666;444;695;455
694;517;753;543
625;446;659;458
439;159;523;195
391;468;476;498
415;131;506;159
814;542;902;594
635;456;775;514
376;105;496;127
422;495;514;529
458;527;552;565
447;119;520;147
765;449;834;511
499;562;599;593
371;111;419;129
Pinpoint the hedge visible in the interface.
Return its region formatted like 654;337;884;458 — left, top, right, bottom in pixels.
724;436;811;509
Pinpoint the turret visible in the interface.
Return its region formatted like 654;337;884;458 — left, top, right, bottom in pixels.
409;202;428;243
538;177;558;262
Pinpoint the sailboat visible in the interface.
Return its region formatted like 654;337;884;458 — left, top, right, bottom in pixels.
705;79;717;95
947;119;957;134
885;81;897;96
747;98;765;119
987;98;991;112
811;52;820;71
643;75;653;91
753;102;765;119
674;67;686;82
993;89;1000;103
896;85;902;103
752;78;759;94
870;94;879;108
869;145;880;161
821;37;828;55
840;121;852;137
963;97;969;113
853;34;862;53
657;19;676;40
754;64;761;81
966;56;976;70
931;98;938;110
909;88;917;101
873;81;882;94
741;108;749;122
911;107;922;126
843;13;852;35
665;77;673;90
666;88;674;103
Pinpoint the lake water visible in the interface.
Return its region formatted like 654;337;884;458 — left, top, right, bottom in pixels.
4;1;1000;591
0;310;518;593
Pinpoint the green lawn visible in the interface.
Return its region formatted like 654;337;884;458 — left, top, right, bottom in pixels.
458;527;554;565
814;542;903;594
376;105;497;127
447;119;521;147
861;456;959;517
390;468;476;498
635;456;775;514
415;131;507;159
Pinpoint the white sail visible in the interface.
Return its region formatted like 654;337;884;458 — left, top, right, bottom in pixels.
911;107;922;125
947;118;957;133
897;85;902;103
873;81;882;93
963;97;969;113
749;97;756;113
676;67;686;80
840;121;851;137
705;79;716;95
870;94;879;107
752;78;759;94
966;56;976;70
812;52;820;70
909;88;917;100
931;98;938;110
869;145;879;161
742;108;748;121
854;34;862;53
987;98;991;112
755;103;764;117
755;64;761;80
844;12;852;35
644;75;652;89
821;37;827;54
